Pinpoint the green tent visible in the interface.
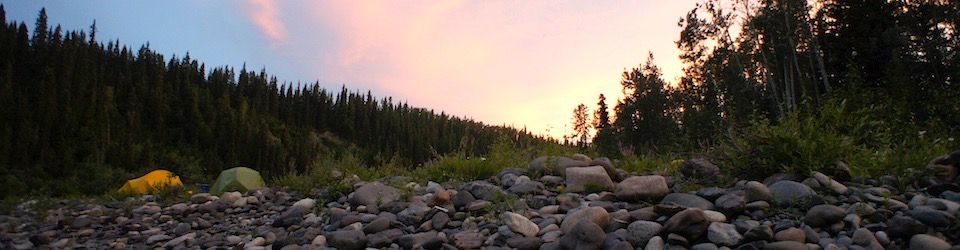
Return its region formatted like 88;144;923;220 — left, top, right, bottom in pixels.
211;167;266;194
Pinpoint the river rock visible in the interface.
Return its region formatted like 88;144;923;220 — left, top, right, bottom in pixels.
680;158;720;180
559;221;606;250
561;206;610;233
565;166;615;193
910;234;951;250
804;204;845;227
663;208;710;240
662;193;715;210
616;175;669;201
707;222;741;246
502;212;539;237
768;181;816;207
350;182;401;207
625;220;661;247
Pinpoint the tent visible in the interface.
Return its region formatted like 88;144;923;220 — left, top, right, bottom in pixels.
211;167;266;194
118;170;184;195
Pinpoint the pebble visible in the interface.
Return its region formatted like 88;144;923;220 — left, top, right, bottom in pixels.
3;155;958;250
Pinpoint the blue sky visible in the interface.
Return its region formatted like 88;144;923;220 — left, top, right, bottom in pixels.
2;0;698;138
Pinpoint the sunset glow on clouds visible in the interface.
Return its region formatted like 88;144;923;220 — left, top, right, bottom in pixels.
3;0;698;139
272;1;698;138
245;0;287;45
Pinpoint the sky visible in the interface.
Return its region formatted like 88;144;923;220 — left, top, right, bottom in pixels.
2;0;698;139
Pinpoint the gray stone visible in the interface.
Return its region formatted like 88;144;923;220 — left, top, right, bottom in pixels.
432;211;450;229
615;175;670;201
508;181;545;195
691;243;719;250
461;181;505;201
680;158;720;179
172;222;191;236
812;171;848;194
662;193;715;210
507;236;542;250
399;231;441;249
907;207;956;227
190;193;213;204
774;227;805;243
707;222;741;246
804;204;846;227
291;198;316;213
746;181;772;202
715;191;746;213
452;190;475;209
591;157;623;181
663;208;710;240
559;221;606;250
350;182;401;207
909;234;951;250
453;232;485;249
565;166;615;193
367;229;403;248
502;212;539;237
326;230;367;250
625;220;661;247
362;216;391;234
560;206;610;233
162;232;196;248
146;234;172;244
851;228;881;249
768;181;816;207
763;241;807;250
644;236;664;250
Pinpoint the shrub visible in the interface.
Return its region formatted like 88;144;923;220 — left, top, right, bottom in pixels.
717;99;957;180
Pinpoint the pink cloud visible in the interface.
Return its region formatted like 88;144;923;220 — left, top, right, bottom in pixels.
292;1;696;138
245;0;287;45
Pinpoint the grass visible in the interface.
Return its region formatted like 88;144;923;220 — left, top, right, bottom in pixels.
715;99;958;181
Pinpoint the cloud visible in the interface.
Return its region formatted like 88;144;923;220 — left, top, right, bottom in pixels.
245;0;287;45
289;1;695;138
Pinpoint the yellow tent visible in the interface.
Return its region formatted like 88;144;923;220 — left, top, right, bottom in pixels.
118;170;184;195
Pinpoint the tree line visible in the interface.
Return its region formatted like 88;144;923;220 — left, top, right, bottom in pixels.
0;7;556;198
573;0;959;157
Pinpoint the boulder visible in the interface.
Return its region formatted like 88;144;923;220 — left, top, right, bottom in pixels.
350;182;401;207
502;212;539;237
804;204;846;227
461;181;505;201
680;158;720;180
768;181;817;207
625;220;661;247
910;234;951;250
559;221;607;250
565;166;615;193
615;175;670;201
707;222;741;246
661;193;715;210
561;207;610;233
326;230;367;250
663;208;710;240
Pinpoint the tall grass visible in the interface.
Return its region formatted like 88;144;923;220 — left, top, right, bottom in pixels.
717;99;957;180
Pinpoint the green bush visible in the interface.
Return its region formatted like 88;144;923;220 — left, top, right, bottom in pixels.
717;99;956;180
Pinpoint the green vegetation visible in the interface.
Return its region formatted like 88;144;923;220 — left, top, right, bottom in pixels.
0;7;557;199
2;0;960;202
584;0;959;180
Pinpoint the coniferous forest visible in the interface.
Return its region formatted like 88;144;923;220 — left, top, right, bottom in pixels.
1;0;959;199
578;0;960;179
0;7;556;198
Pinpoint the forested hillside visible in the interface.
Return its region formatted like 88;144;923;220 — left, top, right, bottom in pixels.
578;0;960;178
0;7;556;198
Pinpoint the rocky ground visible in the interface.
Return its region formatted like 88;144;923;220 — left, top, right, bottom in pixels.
2;153;960;250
